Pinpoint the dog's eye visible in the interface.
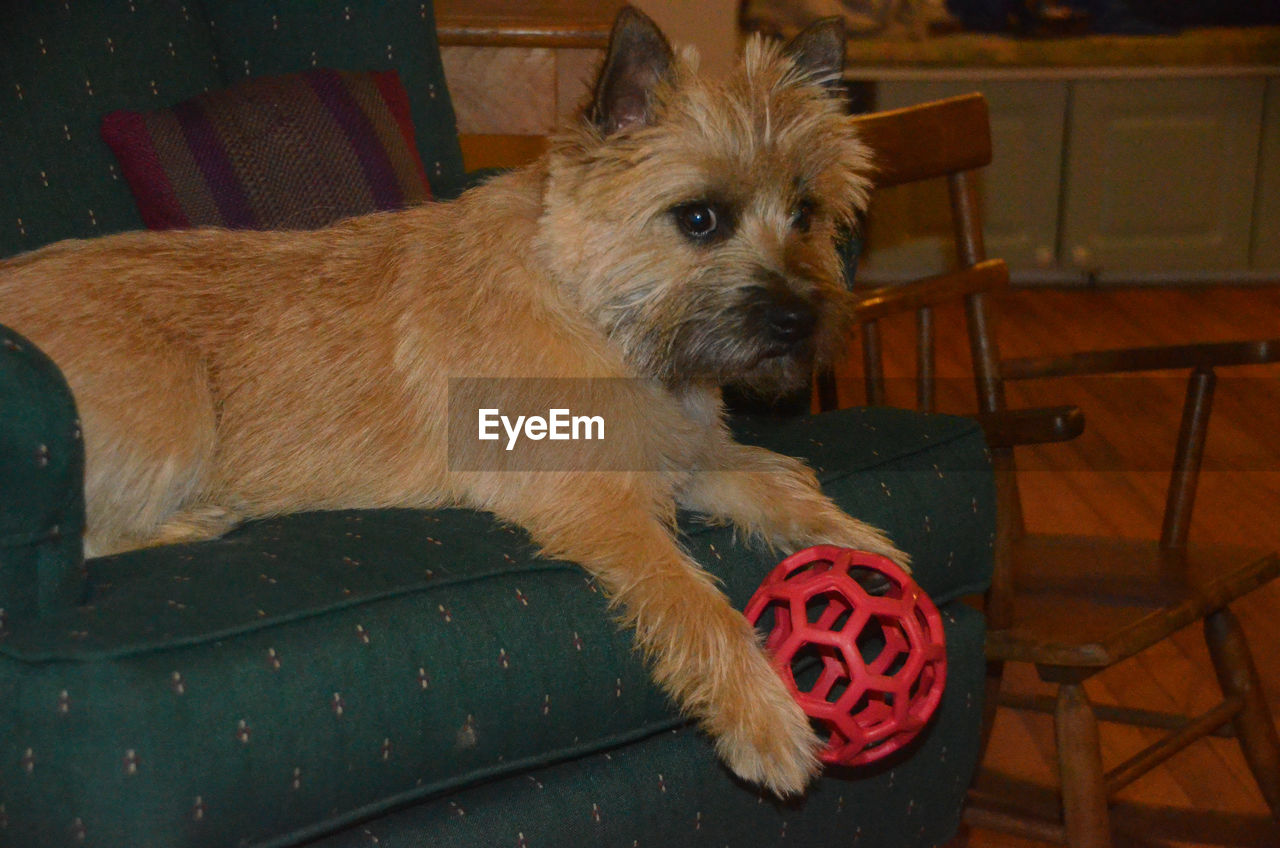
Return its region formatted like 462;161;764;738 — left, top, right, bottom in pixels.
791;200;816;233
673;202;726;243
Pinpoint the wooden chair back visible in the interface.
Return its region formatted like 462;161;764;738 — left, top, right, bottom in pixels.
825;93;1020;628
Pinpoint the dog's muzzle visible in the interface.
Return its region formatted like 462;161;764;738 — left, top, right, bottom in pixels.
763;299;817;347
745;283;818;356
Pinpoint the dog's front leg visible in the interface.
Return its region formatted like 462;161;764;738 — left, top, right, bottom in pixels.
487;472;822;796
680;440;910;569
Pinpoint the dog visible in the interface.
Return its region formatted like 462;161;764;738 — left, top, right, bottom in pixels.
0;7;906;796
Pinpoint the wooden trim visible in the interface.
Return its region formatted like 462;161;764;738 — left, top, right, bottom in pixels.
844;65;1280;82
436;25;609;49
458;134;549;172
435;0;623;49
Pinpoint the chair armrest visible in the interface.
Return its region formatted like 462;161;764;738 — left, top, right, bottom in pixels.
974;405;1084;449
0;324;87;625
1001;338;1280;380
852;259;1008;322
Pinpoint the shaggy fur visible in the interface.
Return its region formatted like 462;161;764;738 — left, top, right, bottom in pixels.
0;8;904;796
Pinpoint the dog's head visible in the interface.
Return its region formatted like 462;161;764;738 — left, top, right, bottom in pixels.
539;7;871;398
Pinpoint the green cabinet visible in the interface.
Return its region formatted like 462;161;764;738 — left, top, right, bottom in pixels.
859;74;1278;284
862;79;1067;276
1253;78;1280;270
1063;77;1265;275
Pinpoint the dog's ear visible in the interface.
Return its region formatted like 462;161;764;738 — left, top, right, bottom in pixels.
784;17;846;90
589;6;675;136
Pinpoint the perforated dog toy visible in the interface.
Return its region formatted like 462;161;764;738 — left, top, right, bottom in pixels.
744;546;947;767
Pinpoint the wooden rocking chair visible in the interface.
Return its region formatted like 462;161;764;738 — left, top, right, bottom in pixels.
830;92;1280;848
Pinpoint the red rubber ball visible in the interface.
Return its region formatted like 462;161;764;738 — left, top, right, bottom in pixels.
744;546;947;767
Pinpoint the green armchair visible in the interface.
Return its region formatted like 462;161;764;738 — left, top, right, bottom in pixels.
0;3;992;846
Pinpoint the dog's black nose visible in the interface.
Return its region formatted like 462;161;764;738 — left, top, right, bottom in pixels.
764;301;817;345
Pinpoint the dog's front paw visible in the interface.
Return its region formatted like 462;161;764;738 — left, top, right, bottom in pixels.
708;642;823;797
807;513;911;573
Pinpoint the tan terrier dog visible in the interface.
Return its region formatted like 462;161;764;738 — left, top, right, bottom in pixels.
0;8;906;795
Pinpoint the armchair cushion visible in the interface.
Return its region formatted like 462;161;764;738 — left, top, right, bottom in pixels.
101;68;433;231
310;604;989;848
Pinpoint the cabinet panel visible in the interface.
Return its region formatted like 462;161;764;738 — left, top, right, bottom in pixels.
1062;78;1264;275
1252;78;1280;270
861;79;1067;278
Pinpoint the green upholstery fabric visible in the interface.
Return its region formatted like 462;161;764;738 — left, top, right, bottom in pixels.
309;604;988;848
199;0;468;201
0;0;469;259
0;327;992;846
733;409;995;604
0;0;223;256
0;326;85;624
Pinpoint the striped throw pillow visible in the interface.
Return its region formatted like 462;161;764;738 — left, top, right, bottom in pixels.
101;68;432;231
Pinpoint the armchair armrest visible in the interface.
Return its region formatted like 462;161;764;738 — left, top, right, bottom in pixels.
0;324;86;626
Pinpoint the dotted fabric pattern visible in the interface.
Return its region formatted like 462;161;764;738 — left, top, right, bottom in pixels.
1;364;993;847
0;0;223;256
308;605;988;848
0;0;467;259
202;1;466;200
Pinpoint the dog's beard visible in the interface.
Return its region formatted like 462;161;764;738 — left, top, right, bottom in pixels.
666;318;818;396
721;349;818;400
605;293;843;400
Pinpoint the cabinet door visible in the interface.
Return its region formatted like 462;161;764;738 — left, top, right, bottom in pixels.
1062;77;1264;277
1252;77;1280;271
862;79;1067;279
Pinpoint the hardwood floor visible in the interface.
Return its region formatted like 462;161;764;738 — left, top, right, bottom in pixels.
828;284;1280;848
